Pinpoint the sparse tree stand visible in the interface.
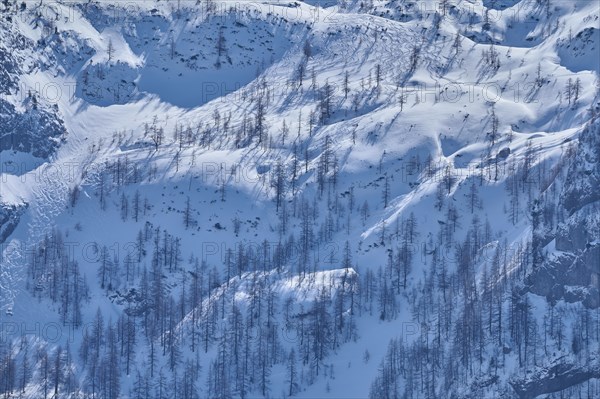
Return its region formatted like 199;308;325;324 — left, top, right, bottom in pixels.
375;63;382;88
170;36;176;60
107;38;114;61
453;31;462;55
272;160;285;211
487;105;499;149
467;181;480;213
343;70;350;99
215;29;226;68
184;196;192;229
535;62;543;87
280;119;289;146
150;125;164;151
255;96;266;145
319;80;333;123
382;175;390;208
287;349;297;396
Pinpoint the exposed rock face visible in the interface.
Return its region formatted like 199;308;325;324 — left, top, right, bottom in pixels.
496;147;510;161
555;212;590;252
0;100;66;158
561;120;600;216
527;119;600;309
510;358;600;399
0;24;27;95
0;203;26;244
0;47;17;95
0;20;65;245
0;19;67;159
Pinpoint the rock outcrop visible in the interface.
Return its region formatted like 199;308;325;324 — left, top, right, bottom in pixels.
527;118;600;308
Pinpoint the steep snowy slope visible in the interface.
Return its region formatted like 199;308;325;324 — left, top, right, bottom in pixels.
0;0;599;398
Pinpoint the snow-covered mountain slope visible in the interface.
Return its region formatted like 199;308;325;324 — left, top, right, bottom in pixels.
0;0;599;398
